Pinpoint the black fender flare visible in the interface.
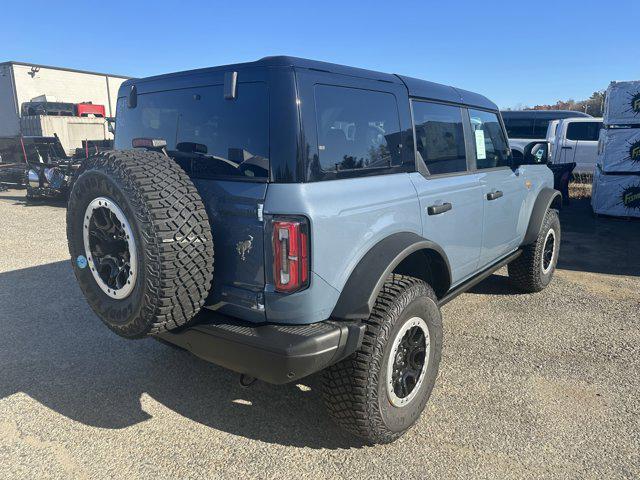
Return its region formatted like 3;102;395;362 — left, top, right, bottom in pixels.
522;188;562;245
331;232;451;320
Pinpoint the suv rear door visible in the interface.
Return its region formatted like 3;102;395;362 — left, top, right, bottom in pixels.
468;108;527;267
408;100;484;285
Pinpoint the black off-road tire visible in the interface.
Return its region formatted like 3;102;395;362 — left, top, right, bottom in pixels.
508;208;560;293
322;274;443;444
66;150;214;338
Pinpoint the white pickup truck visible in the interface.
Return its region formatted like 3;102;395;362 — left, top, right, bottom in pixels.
502;110;592;155
547;117;603;174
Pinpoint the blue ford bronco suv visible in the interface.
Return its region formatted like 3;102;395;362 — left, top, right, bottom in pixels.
66;56;561;444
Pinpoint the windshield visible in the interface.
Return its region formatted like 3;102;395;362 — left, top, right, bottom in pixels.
115;83;269;181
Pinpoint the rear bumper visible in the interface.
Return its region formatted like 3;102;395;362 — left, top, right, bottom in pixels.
157;311;366;384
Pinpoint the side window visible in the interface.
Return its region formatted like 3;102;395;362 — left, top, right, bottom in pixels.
566;121;602;141
314;85;402;174
412;101;467;175
469;109;511;169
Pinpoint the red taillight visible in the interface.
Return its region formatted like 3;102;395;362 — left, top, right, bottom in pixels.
273;218;310;293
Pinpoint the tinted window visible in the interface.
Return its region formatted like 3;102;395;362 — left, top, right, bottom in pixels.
115;83;269;180
314;85;401;174
469;109;511;169
412;101;467;175
566;121;602;141
503;117;536;139
532;118;551;138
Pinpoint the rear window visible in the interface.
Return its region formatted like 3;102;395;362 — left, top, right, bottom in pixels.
115;83;269;181
566;121;602;141
313;85;402;177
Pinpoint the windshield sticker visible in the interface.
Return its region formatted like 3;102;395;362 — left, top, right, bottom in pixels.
475;130;486;160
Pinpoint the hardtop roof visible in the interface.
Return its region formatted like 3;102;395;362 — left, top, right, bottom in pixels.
120;56;497;110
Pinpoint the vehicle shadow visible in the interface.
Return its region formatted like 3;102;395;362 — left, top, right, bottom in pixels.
467;272;521;296
557;198;640;277
470;198;640;295
0;192;68;208
0;261;365;449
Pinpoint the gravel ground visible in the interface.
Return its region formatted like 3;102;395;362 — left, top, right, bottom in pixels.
0;188;638;480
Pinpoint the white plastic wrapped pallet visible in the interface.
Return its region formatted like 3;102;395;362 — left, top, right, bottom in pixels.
597;127;640;173
603;81;640;126
591;167;640;218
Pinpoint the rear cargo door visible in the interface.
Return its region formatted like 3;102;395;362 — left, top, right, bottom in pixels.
114;70;271;321
193;179;267;321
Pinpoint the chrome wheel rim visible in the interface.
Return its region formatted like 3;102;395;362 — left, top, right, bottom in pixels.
82;197;137;299
386;316;430;408
541;228;556;275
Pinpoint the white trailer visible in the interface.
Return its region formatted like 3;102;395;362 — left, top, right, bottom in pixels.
0;61;129;138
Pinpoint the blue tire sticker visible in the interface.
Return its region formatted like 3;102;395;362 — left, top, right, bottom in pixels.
76;255;88;269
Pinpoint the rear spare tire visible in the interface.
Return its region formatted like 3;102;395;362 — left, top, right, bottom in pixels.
66;150;214;338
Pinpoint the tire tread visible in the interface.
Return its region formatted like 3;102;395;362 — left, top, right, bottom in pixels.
66;150;214;337
322;274;440;444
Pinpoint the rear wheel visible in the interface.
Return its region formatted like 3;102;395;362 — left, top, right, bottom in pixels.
66;150;214;338
508;208;560;292
322;275;443;444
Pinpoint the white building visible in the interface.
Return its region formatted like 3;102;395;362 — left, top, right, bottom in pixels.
0;61;129;153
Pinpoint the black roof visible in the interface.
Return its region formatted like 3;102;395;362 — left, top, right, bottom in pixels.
122;56;497;110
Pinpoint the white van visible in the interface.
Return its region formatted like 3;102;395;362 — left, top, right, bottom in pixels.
547;117;603;174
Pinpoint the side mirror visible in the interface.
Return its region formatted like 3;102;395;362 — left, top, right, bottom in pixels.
516;141;549;167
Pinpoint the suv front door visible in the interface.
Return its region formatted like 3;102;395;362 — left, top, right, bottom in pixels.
468;108;528;267
408;100;484;285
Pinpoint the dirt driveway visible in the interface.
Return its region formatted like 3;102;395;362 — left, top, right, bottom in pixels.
0;189;638;479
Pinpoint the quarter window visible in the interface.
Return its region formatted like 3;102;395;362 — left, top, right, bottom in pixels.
469;109;511;169
412;101;467;175
314;85;402;174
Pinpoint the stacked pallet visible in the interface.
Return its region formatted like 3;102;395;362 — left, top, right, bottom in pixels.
592;81;640;218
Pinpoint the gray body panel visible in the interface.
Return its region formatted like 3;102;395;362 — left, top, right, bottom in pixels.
263;173;422;323
409;172;484;284
263;165;553;324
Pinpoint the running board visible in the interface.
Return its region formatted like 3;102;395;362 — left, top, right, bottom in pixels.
438;250;522;307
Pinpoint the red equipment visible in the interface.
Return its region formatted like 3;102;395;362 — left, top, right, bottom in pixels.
76;103;106;118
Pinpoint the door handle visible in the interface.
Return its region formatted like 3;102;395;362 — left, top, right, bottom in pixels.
561;146;573;150
486;191;503;201
427;202;452;215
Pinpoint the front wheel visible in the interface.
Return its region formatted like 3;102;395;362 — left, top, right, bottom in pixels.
508;208;561;293
322;275;443;444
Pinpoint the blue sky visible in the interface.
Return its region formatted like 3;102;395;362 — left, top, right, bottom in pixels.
2;0;638;109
